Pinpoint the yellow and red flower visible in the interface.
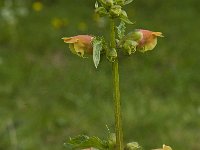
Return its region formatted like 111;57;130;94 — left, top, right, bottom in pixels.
62;35;94;57
137;29;163;52
124;29;163;52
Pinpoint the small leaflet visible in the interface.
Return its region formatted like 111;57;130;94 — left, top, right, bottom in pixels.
116;21;126;39
92;37;103;68
124;0;134;5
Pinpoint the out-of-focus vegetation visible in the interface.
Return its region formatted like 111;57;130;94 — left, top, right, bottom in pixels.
0;0;199;150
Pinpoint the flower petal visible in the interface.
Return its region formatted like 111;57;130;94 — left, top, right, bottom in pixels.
69;44;76;54
74;42;85;57
62;37;79;43
152;32;164;37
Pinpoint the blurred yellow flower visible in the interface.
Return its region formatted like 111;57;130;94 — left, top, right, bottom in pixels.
51;18;68;29
32;2;43;12
93;14;107;28
78;22;88;32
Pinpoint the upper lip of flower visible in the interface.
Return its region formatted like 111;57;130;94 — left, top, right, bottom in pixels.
62;35;93;43
152;32;164;37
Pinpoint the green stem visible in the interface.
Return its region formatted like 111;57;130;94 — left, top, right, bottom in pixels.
110;19;123;150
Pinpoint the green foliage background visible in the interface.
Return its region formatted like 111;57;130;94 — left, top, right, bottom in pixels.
0;0;199;150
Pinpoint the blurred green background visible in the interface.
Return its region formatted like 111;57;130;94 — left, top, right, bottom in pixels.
0;0;200;150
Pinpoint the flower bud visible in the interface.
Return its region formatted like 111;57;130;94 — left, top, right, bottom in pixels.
108;133;116;149
109;5;122;18
115;0;124;5
123;40;138;55
107;48;117;62
62;35;94;57
125;142;141;150
105;0;114;6
95;7;108;17
98;0;114;7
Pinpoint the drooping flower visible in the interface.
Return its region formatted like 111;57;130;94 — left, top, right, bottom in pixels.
62;35;94;57
123;29;164;53
137;29;163;52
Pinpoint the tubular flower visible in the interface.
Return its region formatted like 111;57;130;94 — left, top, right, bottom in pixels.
62;35;94;57
137;29;163;52
124;29;164;52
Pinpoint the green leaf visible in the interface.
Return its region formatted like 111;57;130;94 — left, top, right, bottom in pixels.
92;37;103;68
65;135;108;150
116;21;126;39
120;17;133;24
95;1;99;8
120;10;134;24
124;0;134;5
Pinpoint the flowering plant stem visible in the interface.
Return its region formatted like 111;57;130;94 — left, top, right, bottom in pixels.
110;19;124;150
63;1;164;149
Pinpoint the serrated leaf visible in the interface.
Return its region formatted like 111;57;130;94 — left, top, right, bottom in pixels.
116;21;126;39
124;0;134;5
92;37;103;68
65;135;108;150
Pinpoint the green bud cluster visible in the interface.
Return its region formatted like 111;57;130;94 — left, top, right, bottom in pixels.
107;48;118;62
109;5;122;18
95;0;133;23
118;30;142;55
115;0;125;5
